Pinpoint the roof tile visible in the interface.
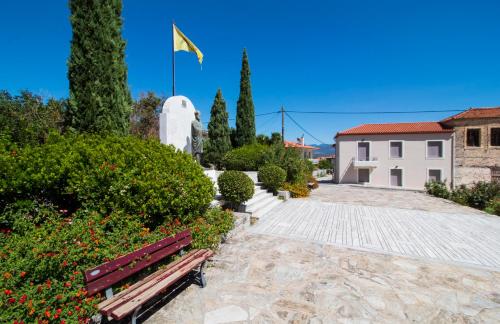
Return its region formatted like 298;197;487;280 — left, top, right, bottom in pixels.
336;122;452;136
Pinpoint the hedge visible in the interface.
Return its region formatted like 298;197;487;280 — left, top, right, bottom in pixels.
1;134;215;226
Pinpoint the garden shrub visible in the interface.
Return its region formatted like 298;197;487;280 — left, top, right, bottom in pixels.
258;164;286;193
464;181;500;210
266;144;311;184
222;143;270;171
282;182;310;198
0;134;215;226
0;206;233;323
485;198;500;216
318;159;332;170
424;181;450;199
217;171;254;208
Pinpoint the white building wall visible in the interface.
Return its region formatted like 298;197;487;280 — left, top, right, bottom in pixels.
335;133;453;190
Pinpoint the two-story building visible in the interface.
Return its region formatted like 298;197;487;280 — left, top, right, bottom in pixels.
440;107;500;184
334;122;454;190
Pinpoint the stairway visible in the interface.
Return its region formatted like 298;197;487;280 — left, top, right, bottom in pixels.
242;184;283;220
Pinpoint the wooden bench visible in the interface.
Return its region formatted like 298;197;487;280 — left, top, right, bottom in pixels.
84;229;213;323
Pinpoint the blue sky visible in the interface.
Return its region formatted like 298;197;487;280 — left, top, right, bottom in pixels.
1;0;500;144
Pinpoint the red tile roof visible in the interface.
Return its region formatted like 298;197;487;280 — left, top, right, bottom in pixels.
284;140;320;150
441;107;500;122
336;122;453;137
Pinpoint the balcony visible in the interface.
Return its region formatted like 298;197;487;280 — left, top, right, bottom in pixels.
352;157;379;169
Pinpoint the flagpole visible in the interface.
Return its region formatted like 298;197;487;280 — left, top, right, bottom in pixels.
172;21;175;96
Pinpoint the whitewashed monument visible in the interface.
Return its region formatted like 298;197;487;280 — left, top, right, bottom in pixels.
159;95;203;158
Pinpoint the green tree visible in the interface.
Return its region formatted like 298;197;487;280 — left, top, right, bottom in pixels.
130;92;162;139
270;132;282;144
235;48;256;147
68;0;131;135
256;134;271;145
0;90;68;145
205;89;232;168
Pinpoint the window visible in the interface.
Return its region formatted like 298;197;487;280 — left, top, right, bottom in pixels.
466;128;481;147
390;169;403;187
358;169;370;183
390;141;403;158
428;169;442;182
427;141;443;158
491;128;500;147
357;142;370;161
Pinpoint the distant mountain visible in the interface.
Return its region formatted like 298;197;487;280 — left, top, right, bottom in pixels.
310;144;335;158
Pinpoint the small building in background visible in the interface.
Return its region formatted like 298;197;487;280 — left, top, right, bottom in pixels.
440;107;500;185
335;122;454;190
284;136;319;159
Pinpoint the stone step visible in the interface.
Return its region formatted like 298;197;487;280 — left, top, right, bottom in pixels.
251;199;283;220
245;193;277;212
245;189;270;206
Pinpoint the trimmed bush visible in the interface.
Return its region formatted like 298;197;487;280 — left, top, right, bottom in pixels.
0;134;215;226
258;164;286;193
222;144;270;171
282;182;310;198
424;181;450;199
218;171;254;208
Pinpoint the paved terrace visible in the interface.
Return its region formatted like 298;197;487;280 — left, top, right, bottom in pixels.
250;200;500;270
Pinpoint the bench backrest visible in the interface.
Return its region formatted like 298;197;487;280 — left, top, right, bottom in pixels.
84;229;192;296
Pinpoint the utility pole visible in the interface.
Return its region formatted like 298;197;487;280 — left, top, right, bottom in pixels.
281;106;285;143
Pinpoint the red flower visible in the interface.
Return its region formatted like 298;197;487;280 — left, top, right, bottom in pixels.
20;271;27;278
45;310;51;318
68;311;73;316
4;289;12;295
53;314;59;319
62;260;68;267
56;294;62;300
45;279;52;289
64;282;71;288
75;306;80;311
56;309;62;314
8;297;16;303
19;294;27;304
61;321;66;324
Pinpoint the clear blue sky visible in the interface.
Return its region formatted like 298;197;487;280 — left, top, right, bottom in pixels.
1;0;500;144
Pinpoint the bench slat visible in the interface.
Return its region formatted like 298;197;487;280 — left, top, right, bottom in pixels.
110;249;213;320
85;230;191;284
98;249;206;313
87;235;192;296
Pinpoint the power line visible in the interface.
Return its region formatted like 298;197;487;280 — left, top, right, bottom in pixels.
285;111;328;145
285;109;464;115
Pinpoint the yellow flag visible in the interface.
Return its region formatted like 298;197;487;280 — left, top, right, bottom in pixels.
173;24;203;64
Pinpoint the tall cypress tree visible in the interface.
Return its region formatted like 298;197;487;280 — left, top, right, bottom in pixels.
205;89;231;168
235;48;256;147
68;0;131;135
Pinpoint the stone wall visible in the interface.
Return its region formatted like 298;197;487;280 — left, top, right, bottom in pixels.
444;118;500;186
454;166;491;187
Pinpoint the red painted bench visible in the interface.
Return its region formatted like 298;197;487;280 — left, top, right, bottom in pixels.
84;229;213;323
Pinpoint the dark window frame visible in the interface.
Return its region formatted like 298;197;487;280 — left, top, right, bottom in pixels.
466;128;481;147
491;128;500;147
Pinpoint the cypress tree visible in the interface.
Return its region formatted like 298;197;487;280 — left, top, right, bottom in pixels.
205;89;231;168
68;0;131;135
235;48;256;147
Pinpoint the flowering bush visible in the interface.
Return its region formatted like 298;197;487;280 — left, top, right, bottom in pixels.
1;134;215;226
282;182;310;198
0;207;233;323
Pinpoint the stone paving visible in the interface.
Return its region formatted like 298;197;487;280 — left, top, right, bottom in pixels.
250;199;500;270
311;181;484;214
146;185;500;323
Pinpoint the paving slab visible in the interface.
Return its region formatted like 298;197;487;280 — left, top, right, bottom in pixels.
249;199;500;270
